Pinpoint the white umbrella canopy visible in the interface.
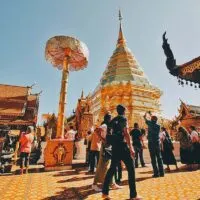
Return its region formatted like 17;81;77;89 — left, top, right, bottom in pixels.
45;36;89;71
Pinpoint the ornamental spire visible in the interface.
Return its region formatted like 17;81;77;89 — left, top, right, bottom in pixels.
81;89;84;99
117;9;126;46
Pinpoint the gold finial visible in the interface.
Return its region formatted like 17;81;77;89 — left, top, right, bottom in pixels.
117;9;126;46
119;9;123;22
81;89;84;98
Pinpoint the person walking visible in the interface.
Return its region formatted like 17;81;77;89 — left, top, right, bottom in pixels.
130;123;146;168
144;112;164;178
160;127;178;172
102;105;142;200
88;127;101;173
19;126;34;174
92;113;121;192
85;130;92;166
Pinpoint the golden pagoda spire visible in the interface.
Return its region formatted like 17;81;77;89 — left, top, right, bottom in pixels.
117;9;126;46
81;89;84;99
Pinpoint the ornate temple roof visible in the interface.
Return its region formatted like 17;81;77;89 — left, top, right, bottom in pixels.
0;84;39;125
162;32;200;86
0;84;30;101
100;11;156;90
27;94;38;108
0;84;30;116
176;100;200;121
187;105;200;116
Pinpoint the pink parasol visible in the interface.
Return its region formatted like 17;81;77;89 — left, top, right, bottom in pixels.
45;35;89;71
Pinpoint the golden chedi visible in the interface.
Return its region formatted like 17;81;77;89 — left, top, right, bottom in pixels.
89;11;162;128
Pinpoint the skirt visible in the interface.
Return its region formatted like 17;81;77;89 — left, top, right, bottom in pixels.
161;144;177;165
192;143;200;164
180;147;193;164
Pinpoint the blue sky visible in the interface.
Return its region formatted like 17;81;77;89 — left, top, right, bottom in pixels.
1;0;200;123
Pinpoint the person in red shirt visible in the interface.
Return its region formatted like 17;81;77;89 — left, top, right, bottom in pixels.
19;126;34;174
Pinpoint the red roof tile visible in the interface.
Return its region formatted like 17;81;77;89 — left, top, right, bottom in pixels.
0;84;29;100
0;101;25;115
27;95;38;108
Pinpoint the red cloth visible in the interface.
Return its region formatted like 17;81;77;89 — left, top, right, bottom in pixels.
19;133;34;153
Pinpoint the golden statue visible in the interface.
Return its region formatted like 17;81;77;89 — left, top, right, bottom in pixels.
53;143;67;165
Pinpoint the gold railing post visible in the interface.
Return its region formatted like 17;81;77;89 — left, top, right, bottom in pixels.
56;57;69;138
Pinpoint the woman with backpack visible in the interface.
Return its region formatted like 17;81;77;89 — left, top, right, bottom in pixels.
91;113;122;192
160;127;178;172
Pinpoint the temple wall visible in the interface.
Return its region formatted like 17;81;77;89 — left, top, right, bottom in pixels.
90;83;161;127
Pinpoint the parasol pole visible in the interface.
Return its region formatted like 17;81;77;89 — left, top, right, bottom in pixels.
56;55;69;138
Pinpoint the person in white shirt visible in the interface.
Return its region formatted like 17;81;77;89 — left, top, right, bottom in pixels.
189;126;200;164
64;126;76;141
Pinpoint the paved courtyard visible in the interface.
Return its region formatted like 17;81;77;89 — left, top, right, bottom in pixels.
0;163;199;200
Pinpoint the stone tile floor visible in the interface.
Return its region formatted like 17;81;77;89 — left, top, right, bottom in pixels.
0;163;199;200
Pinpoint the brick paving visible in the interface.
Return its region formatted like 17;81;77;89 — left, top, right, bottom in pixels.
0;163;199;200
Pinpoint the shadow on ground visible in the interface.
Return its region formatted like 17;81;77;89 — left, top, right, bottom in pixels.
53;170;79;177
139;165;198;175
14;167;45;175
42;171;152;200
42;185;97;200
57;175;94;183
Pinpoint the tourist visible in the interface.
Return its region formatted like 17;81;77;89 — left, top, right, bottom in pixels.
130;123;146;168
92;113;121;192
144;111;164;177
177;126;193;170
102;105;142;200
74;131;81;159
19;126;34;174
189;126;200;164
85;130;92;166
87;127;101;173
160;127;178;172
64;126;76;141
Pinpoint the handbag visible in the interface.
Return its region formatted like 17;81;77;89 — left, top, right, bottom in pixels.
103;145;112;161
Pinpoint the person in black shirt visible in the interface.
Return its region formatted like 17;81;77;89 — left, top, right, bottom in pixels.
102;105;142;200
144;112;164;178
130;123;146;168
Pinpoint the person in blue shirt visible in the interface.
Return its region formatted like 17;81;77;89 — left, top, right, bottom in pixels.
144;111;164;178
